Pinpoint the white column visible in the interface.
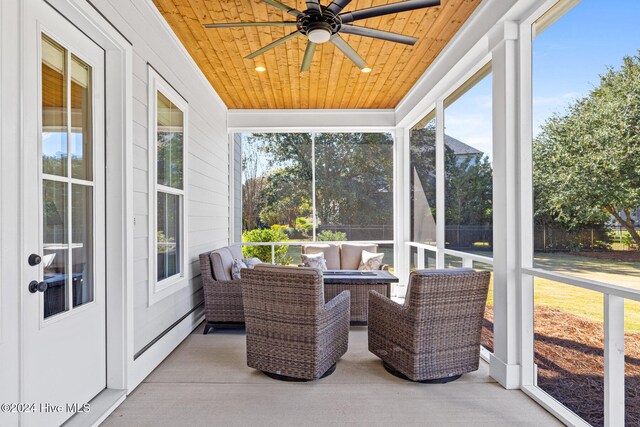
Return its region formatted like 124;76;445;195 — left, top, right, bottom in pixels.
394;126;410;296
604;294;625;426
489;21;522;389
435;100;445;269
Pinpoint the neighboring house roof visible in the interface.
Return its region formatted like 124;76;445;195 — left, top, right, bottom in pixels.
444;134;483;156
410;128;483;157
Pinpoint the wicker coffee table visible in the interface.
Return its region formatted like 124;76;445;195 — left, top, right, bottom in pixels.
323;270;399;325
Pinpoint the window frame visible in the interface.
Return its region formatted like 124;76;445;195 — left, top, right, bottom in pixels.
147;66;189;305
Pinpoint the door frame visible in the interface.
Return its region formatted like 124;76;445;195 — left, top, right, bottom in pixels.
19;0;133;417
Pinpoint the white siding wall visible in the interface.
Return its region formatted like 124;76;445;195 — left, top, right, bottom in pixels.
85;0;229;353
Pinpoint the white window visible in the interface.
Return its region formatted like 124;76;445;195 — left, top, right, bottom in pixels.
148;67;188;302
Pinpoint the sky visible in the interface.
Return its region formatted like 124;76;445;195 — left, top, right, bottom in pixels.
442;0;640;162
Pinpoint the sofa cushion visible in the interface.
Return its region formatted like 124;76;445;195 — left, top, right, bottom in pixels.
358;250;384;271
340;243;378;270
302;244;340;270
210;247;234;281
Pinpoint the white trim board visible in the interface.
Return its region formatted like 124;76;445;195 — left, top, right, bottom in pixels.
227;109;396;131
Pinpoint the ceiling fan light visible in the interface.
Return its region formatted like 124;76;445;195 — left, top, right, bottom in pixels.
255;65;267;72
361;67;372;73
308;28;331;44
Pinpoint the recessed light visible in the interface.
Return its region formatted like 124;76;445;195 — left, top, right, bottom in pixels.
255;65;266;72
361;67;372;73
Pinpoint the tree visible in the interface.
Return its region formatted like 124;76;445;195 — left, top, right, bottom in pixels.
444;148;493;226
241;140;267;231
533;53;640;248
258;168;312;226
244;132;394;231
410;124;493;228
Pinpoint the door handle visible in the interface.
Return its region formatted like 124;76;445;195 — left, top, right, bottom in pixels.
28;280;48;293
28;253;42;266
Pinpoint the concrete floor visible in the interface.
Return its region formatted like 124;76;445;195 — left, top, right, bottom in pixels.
103;324;561;427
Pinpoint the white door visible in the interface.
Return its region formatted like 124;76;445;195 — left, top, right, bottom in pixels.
22;1;106;425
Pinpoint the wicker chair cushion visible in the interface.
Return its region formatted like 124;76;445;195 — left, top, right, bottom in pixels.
229;244;243;259
340;243;378;270
302;244;340;270
210;247;234;281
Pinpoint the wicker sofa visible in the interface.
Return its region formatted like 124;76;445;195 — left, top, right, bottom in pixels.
301;243;389;270
368;268;490;383
241;264;351;381
198;245;245;334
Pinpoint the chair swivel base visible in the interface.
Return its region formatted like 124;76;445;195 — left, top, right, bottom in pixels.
262;363;337;382
203;321;245;335
383;362;462;384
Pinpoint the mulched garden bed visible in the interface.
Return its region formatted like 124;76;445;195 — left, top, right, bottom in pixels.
482;306;640;426
576;251;640;263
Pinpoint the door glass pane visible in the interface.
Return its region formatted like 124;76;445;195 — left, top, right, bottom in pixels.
157;92;183;190
43;180;68;318
72;184;93;307
70;55;92;181
157;192;180;281
41;35;67;177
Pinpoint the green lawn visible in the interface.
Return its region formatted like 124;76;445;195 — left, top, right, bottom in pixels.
533;253;640;332
441;250;640;331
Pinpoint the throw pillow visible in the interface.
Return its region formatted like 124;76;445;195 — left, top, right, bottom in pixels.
301;252;328;271
231;259;248;280
358;250;384;271
243;257;263;268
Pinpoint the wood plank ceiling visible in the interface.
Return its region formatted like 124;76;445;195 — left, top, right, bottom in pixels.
153;0;481;109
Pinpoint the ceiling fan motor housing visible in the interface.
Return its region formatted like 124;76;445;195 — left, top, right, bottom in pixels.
297;8;342;41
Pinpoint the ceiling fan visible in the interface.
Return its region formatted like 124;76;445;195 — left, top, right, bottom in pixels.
203;0;441;72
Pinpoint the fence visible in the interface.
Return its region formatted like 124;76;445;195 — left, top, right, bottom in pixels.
534;224;640;251
444;225;493;249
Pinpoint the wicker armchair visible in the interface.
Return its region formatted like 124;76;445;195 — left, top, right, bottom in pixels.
241;265;351;381
198;245;245;334
368;268;490;383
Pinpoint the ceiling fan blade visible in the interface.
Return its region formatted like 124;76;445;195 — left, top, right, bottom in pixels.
204;22;298;28
330;34;367;69
340;0;440;24
306;0;322;13
245;30;301;59
261;0;302;17
326;0;353;15
301;41;317;72
339;25;418;45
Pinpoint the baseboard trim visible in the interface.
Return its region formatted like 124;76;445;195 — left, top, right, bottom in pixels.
134;302;204;360
489;353;521;389
63;388;126;427
128;306;205;391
